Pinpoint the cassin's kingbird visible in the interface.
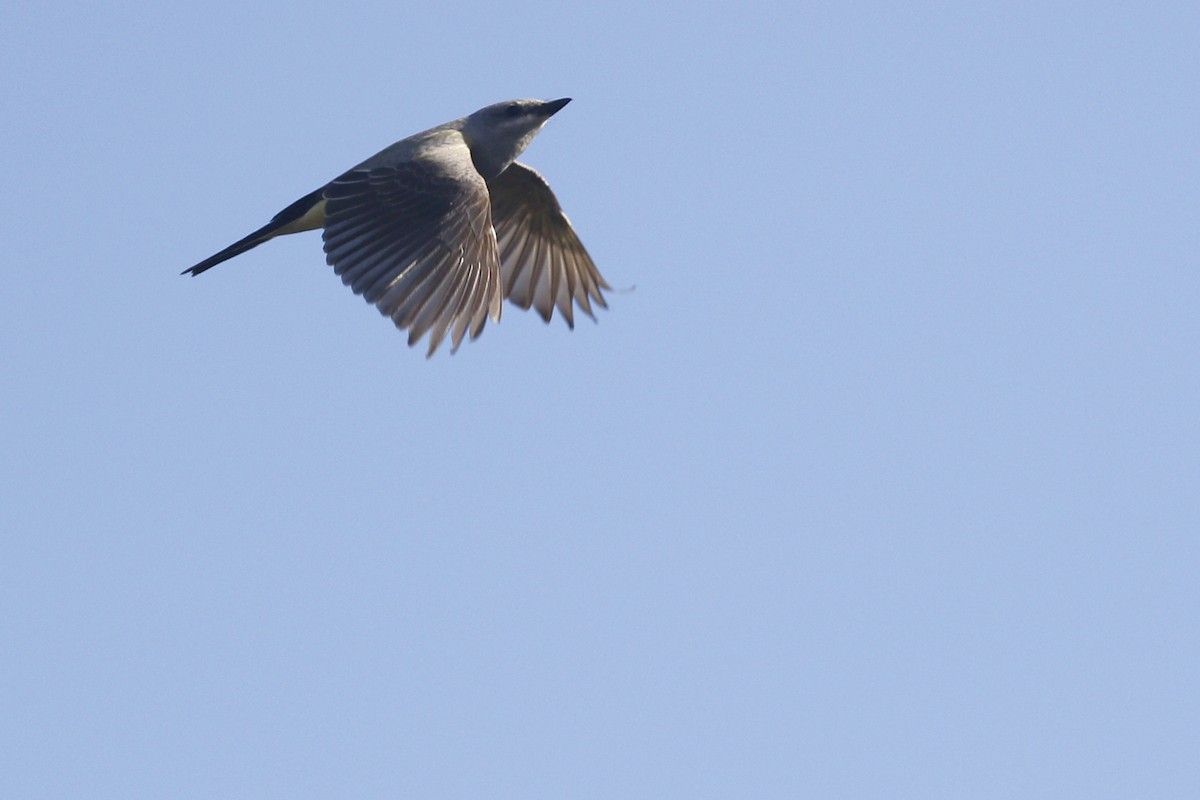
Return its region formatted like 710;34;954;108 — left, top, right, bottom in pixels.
184;98;608;355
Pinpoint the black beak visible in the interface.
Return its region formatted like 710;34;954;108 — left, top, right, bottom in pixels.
542;97;572;116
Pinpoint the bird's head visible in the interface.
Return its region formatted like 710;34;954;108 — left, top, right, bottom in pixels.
462;98;571;179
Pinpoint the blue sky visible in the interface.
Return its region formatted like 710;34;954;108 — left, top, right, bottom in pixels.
2;2;1197;797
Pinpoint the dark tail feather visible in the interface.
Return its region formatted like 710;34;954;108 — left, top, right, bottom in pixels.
182;188;325;277
181;226;275;276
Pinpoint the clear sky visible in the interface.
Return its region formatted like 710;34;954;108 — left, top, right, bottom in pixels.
2;2;1197;797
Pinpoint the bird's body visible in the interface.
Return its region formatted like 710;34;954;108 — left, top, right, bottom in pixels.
184;98;608;355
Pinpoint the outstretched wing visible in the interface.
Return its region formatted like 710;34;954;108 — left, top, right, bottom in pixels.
488;162;609;328
322;139;503;356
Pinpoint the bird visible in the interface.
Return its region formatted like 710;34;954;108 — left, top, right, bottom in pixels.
183;98;609;356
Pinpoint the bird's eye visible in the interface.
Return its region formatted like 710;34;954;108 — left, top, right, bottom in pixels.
504;104;522;117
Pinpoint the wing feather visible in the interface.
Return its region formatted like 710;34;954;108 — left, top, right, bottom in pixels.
488;162;609;329
321;140;502;356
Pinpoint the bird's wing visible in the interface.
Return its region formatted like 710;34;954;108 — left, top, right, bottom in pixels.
488;162;609;328
322;141;503;356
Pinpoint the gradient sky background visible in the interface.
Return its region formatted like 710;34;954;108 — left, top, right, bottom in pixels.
2;2;1197;797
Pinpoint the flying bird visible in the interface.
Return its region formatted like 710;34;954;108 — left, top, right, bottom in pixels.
183;98;608;355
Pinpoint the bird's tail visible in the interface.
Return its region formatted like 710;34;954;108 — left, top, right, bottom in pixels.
182;227;275;276
181;187;326;276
